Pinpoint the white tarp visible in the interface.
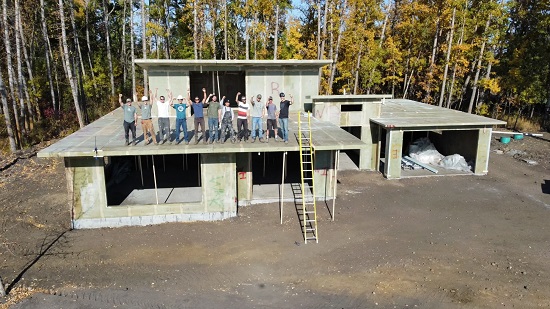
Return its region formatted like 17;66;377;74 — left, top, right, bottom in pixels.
408;137;471;172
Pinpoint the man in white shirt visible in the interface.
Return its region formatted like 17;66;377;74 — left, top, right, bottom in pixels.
150;88;173;144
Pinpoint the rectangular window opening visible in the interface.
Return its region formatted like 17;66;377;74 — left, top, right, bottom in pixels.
190;71;246;108
340;104;363;112
105;154;202;206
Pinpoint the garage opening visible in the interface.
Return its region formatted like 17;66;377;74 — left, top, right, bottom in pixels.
190;71;245;107
400;130;478;177
105;154;201;206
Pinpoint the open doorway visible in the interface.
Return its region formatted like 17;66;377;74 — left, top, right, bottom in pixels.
105;154;201;206
250;151;302;203
190;71;245;107
340;126;361;169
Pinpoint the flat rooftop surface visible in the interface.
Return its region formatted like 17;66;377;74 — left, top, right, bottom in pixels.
372;99;506;128
38;108;366;158
135;59;332;70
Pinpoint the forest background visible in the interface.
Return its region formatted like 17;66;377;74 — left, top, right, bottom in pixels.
0;0;549;154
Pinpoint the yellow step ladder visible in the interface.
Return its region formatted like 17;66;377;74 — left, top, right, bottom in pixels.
298;111;318;244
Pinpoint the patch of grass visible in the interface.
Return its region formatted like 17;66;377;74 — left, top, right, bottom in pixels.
503;115;542;132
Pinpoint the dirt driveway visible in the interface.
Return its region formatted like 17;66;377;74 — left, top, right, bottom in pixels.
1;133;549;308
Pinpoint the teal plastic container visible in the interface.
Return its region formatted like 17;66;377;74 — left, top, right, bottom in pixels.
513;134;524;140
500;136;511;144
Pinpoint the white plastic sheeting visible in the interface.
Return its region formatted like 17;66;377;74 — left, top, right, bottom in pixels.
408;137;471;172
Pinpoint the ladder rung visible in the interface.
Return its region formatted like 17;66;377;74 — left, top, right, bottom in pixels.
305;228;316;231
305;219;316;222
305;237;317;240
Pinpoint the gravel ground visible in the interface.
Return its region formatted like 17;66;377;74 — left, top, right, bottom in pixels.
1;132;549;308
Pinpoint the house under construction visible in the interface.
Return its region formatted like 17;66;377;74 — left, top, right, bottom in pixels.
38;60;505;239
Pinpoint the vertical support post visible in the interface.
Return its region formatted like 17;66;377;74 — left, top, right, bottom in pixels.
384;129;404;179
139;155;144;187
475;127;492;175
332;150;340;221
280;151;286;224
163;154;166;172
263;152;266;178
198;155;201;184
152;155;159;204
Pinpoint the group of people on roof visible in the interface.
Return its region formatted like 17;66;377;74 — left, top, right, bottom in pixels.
119;89;293;146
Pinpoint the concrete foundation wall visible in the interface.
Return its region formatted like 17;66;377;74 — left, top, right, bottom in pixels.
201;153;237;214
236;153;253;205
384;130;404;179
67;154;239;229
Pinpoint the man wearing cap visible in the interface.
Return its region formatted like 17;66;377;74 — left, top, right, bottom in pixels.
265;96;278;142
236;91;250;142
171;94;190;144
204;91;222;144
249;94;266;143
119;94;138;146
137;94;158;145
277;92;293;143
150;88;173;144
219;96;235;143
189;88;207;144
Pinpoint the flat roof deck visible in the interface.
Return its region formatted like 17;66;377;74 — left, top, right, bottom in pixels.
372;99;506;129
134;59;332;71
38;109;366;158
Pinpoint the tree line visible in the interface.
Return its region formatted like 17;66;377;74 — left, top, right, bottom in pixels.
0;0;549;154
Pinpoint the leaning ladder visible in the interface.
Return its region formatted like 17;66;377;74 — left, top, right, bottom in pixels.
298;111;318;244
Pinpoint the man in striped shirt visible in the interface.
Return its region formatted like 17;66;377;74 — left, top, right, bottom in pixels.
236;92;250;142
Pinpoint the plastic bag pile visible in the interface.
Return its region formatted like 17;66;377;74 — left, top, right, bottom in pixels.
408;137;471;172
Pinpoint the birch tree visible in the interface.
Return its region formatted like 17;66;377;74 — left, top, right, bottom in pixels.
1;71;17;152
130;0;136;97
438;7;455;107
14;0;31;130
40;0;57;112
468;14;491;114
142;0;148;95
2;0;22;141
83;0;98;91
103;0;115;96
59;0;85;128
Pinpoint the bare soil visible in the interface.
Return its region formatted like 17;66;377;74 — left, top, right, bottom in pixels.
1;133;549;308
